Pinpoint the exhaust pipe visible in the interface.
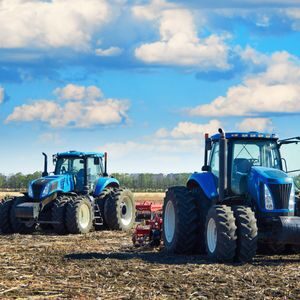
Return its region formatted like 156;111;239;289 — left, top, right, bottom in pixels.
104;152;108;177
42;152;48;177
218;128;227;202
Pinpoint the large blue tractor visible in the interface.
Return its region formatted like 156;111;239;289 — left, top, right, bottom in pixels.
0;151;135;234
163;129;300;262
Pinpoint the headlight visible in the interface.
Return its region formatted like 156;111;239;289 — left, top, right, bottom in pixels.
289;184;295;211
41;184;50;198
28;184;33;198
264;184;274;210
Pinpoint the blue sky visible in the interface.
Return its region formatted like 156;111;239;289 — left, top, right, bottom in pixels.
1;0;300;174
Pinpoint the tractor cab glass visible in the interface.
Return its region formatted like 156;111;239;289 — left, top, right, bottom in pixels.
281;142;300;190
210;142;220;178
231;140;281;195
87;157;103;190
55;157;85;190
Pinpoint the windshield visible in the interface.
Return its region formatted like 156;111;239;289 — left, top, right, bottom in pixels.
54;157;84;175
232;140;281;170
280;142;300;190
231;140;281;195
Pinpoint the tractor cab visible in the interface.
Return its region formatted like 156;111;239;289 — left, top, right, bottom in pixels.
53;151;106;193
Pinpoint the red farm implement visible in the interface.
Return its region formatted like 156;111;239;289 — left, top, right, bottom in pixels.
132;202;163;247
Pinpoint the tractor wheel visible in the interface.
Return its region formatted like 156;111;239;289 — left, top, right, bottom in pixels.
94;188;114;230
52;195;70;235
10;197;36;234
0;198;14;234
104;188;135;231
38;205;53;231
232;206;258;262
190;188;212;254
66;196;93;234
162;186;199;254
205;205;237;262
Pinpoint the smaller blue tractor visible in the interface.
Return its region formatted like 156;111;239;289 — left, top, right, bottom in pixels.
0;151;135;235
163;129;300;262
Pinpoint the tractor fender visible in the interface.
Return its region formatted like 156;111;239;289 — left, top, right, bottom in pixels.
94;177;120;196
187;172;218;200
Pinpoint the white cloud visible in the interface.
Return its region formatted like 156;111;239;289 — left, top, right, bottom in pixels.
188;51;300;117
133;2;230;70
54;84;103;101
6;84;130;128
237;118;273;132
155;119;221;138
0;0;112;51
0;86;5;104
101;119;221;173
238;45;269;66
95;46;123;56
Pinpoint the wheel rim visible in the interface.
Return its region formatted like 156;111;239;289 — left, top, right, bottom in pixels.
120;196;133;226
79;203;90;229
207;218;217;253
164;200;175;243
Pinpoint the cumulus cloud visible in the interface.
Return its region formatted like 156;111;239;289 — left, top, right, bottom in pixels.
133;1;230;70
100;119;221;172
95;47;123;56
6;84;130;128
54;84;103;101
237;118;273;132
0;0;112;51
155;119;221;138
188;51;300;117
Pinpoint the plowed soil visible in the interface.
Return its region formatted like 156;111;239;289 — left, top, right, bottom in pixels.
0;193;300;299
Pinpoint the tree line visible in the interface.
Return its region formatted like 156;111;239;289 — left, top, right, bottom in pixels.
0;172;191;192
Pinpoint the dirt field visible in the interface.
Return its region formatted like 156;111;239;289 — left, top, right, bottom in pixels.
0;193;300;299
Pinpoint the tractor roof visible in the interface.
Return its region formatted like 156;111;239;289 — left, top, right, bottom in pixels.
56;151;104;158
210;132;278;142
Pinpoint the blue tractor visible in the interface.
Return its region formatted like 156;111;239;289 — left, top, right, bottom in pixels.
163;129;300;262
0;151;135;234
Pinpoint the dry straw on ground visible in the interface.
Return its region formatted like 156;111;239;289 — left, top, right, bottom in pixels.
0;193;299;299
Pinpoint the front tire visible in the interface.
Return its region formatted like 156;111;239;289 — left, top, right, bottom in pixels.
10;197;36;234
66;196;93;234
0;198;14;234
52;195;70;235
162;186;199;254
104;188;135;231
233;206;258;262
205;205;237;262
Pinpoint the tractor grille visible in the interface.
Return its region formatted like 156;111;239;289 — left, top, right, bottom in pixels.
31;178;53;199
32;183;44;199
268;183;292;210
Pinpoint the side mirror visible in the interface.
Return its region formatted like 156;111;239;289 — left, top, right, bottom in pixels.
94;157;100;165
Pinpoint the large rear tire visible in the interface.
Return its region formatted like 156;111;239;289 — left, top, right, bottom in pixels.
205;205;237;262
52;195;70;235
10;197;36;234
0;198;14;234
233;205;258;262
163;186;199;254
104;188;135;231
66;196;93;234
94;188;114;230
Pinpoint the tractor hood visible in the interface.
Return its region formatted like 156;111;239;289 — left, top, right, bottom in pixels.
250;167;293;185
28;174;74;200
